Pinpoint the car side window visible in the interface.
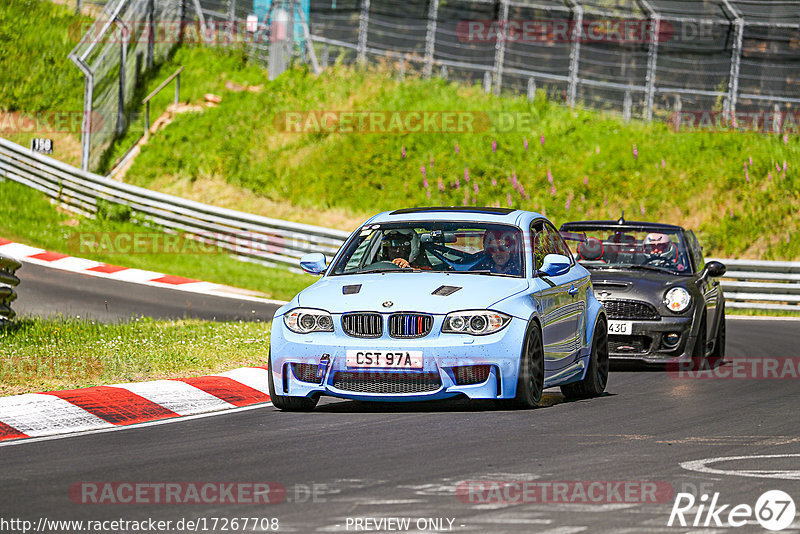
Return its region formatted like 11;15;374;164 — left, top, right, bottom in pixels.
687;231;704;272
530;221;553;271
545;223;575;265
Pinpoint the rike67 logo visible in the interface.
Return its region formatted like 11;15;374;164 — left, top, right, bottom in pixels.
668;490;796;531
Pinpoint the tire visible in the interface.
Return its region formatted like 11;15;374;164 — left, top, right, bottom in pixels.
268;352;319;412
708;305;726;366
561;316;609;399
499;322;545;409
690;313;708;370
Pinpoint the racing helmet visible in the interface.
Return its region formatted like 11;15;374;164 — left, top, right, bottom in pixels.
382;229;420;261
643;232;672;256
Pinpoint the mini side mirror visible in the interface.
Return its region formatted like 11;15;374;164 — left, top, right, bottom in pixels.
540;254;571;277
705;260;726;278
300;252;327;275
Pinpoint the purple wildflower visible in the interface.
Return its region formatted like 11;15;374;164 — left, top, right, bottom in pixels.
455;142;459;154
464;168;470;182
523;137;529;151
583;176;588;186
633;144;638;160
401;147;406;158
491;177;497;186
749;156;753;166
506;193;512;207
540;134;545;146
438;178;444;192
547;170;553;184
474;183;479;195
492;140;497;153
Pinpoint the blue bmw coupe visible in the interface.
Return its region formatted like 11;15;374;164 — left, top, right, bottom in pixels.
269;207;608;410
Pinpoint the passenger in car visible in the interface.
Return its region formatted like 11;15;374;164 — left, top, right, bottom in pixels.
473;230;522;276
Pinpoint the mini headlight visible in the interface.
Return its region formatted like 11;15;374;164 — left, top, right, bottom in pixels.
284;308;335;333
664;287;691;313
443;310;511;335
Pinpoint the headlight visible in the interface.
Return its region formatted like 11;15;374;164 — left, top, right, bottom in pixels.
284;308;334;333
664;287;692;313
442;310;511;335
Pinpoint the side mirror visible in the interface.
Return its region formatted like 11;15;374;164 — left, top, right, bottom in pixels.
300;253;327;275
704;260;726;278
540;254;571;277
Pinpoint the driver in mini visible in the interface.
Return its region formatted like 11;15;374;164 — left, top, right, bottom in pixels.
474;230;522;275
643;232;679;266
382;230;431;269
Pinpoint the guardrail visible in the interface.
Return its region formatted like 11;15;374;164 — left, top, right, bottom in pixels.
0;254;21;322
1;135;798;312
709;258;800;312
0;137;350;270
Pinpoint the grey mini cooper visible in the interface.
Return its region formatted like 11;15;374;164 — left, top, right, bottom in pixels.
560;218;726;365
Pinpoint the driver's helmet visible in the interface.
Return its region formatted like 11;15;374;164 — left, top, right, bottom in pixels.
382;229;420;261
643;232;673;257
483;229;518;255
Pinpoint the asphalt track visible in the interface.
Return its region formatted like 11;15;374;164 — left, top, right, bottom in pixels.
3;265;800;532
13;262;281;322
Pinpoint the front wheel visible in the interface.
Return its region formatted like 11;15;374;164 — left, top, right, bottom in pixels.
268;353;319;412
708;306;725;366
499;322;544;409
561;316;609;399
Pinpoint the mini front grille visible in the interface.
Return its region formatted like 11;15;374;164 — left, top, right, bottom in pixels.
600;299;661;321
452;365;492;385
332;372;441;394
342;313;383;338
388;313;433;338
291;363;320;383
608;335;652;354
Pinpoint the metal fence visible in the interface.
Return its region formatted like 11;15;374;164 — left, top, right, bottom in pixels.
0;255;21;322
712;258;800;312
308;0;800;121
69;0;186;172
0;137;350;270
66;0;799;171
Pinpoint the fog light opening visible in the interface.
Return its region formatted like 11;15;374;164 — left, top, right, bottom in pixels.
663;332;681;348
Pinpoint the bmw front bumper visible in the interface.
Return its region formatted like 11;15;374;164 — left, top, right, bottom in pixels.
270;315;531;402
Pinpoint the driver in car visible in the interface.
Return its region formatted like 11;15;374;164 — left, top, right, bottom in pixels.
382;230;431;269
643;232;680;268
473;230;522;275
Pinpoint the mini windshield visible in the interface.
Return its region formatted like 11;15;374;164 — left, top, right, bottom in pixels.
561;228;692;274
330;222;525;277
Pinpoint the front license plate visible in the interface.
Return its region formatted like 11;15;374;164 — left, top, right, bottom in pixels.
607;321;633;335
346;350;423;369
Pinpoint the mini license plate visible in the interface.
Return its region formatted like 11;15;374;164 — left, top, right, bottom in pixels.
607;321;632;335
346;350;423;369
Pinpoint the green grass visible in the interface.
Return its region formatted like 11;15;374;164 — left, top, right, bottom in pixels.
0;0;91;165
0;179;316;300
121;57;798;261
0;316;270;395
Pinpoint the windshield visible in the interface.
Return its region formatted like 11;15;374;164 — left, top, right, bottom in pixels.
560;228;692;274
330;222;525;277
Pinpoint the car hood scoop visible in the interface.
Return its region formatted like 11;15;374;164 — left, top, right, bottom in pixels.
432;285;461;296
298;273;528;314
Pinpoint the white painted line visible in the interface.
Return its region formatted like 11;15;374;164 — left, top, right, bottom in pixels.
0;243;43;259
112;380;236;416
727;315;800;322
0;393;114;437
48;256;103;271
108;268;166;283
214;367;271;394
0;402;273;448
681;454;800;480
